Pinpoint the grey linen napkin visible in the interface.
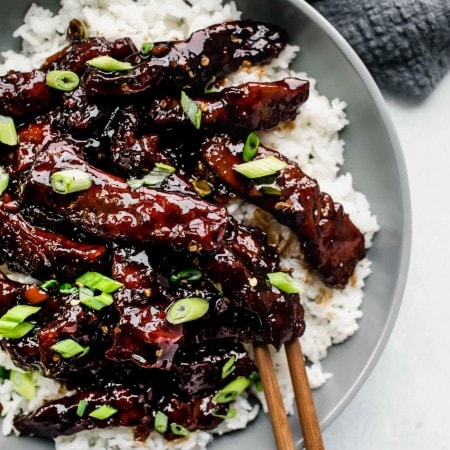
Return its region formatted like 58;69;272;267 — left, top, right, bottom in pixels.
310;0;450;96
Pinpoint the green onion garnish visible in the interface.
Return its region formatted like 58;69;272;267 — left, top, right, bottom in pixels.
80;292;114;311
78;286;94;300
166;297;209;325
0;322;35;339
89;405;118;420
233;156;286;179
0;366;10;380
10;370;35;400
127;179;144;189
249;372;264;392
154;411;169;434
211;407;237;420
51;169;92;195
76;272;123;293
0;305;41;338
0;116;18;146
180;91;202;130
204;75;216;93
128;163;176;189
141;42;154;55
87;55;132;72
192;179;213;197
212;377;250;404
267;272;303;294
59;283;79;295
40;279;59;291
46;70;80;91
51;339;89;359
221;356;236;379
254;176;282;196
242;132;260;162
170;423;190;437
169;269;202;283
0;167;10;195
76;399;88;417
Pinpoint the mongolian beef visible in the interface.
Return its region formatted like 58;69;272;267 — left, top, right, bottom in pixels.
0;19;365;441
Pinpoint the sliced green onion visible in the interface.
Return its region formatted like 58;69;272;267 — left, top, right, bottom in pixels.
87;55;132;72
127;178;145;189
51;169;92;195
127;163;176;189
141;163;176;186
89;405;118;420
0;116;18;146
0;305;41;331
248;372;263;391
233;156;286;179
79;286;94;300
51;339;89;359
46;70;80;92
166;297;209;325
0;322;35;339
59;283;79;295
169;269;202;283
211;407;237;419
154;411;169;434
180;91;202;130
267;272;303;294
0;167;10;195
204;75;216;93
141;42;155;55
212;377;250;404
192;179;213;197
10;370;35;400
40;279;59;291
259;185;282;196
80;292;114;311
242;132;260;162
0;366;10;380
221;356;236;379
76;272;123;293
76;399;88;417
170;423;190;437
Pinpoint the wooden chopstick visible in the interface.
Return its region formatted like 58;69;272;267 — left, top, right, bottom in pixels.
285;339;325;450
254;344;295;450
254;340;325;450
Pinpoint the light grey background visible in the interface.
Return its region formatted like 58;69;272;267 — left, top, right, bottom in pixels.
324;72;450;449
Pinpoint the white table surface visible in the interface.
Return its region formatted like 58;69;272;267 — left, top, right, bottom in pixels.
322;72;450;449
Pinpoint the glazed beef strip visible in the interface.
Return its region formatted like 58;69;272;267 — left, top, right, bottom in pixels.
0;209;107;280
106;246;184;370
0;278;25;314
14;386;150;438
12;121;57;175
149;78;310;130
0;70;52;118
200;134;366;288
83;21;287;96
41;36;138;74
19;139;229;252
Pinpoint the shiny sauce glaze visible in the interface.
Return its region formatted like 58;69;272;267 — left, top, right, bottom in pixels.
0;18;362;441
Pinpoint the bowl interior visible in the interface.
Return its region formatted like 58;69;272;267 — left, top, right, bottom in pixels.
0;0;411;448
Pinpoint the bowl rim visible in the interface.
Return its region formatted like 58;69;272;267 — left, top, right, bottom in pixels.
289;0;412;435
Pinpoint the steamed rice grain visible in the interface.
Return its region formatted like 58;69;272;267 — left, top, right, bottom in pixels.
0;0;379;448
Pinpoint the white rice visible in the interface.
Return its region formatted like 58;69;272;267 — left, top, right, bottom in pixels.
0;0;380;448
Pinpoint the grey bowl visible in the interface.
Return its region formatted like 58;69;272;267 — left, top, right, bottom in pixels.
0;0;411;448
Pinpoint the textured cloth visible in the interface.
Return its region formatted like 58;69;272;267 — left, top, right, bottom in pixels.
311;0;450;96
